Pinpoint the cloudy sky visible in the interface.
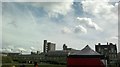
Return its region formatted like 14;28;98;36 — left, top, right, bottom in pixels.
1;0;119;53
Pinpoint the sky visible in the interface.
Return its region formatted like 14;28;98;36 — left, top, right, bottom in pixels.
1;0;119;53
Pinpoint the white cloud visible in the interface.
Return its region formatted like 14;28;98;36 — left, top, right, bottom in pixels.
2;2;74;53
29;1;73;17
17;48;26;52
0;1;2;49
61;27;72;34
61;25;87;34
81;1;118;46
77;17;102;31
2;48;12;52
30;46;36;51
81;1;118;24
3;0;74;2
2;0;119;2
74;25;87;34
80;0;119;2
2;1;119;53
106;36;118;42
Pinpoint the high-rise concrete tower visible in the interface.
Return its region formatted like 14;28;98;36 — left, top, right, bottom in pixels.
47;42;56;52
43;40;47;53
43;40;56;53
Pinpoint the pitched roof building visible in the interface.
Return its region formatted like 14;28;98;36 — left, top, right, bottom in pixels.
67;45;106;67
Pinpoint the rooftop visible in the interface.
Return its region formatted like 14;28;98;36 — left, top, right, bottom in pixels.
70;45;100;55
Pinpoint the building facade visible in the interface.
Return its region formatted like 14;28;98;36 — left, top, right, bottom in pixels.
95;42;118;67
117;52;120;67
47;42;56;52
43;40;56;53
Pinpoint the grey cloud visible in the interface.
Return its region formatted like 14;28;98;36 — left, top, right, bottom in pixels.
61;25;87;34
74;25;87;34
8;21;18;28
3;0;74;2
29;1;73;17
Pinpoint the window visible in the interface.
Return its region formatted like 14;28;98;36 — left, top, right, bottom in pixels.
112;55;114;58
104;48;108;50
98;48;101;52
114;55;116;58
111;48;114;53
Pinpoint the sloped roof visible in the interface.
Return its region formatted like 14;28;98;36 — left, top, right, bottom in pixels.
70;45;100;55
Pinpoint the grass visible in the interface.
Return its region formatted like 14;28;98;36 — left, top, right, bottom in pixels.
1;64;66;67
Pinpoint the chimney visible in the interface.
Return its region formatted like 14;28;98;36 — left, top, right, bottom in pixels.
107;42;109;45
98;43;101;45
